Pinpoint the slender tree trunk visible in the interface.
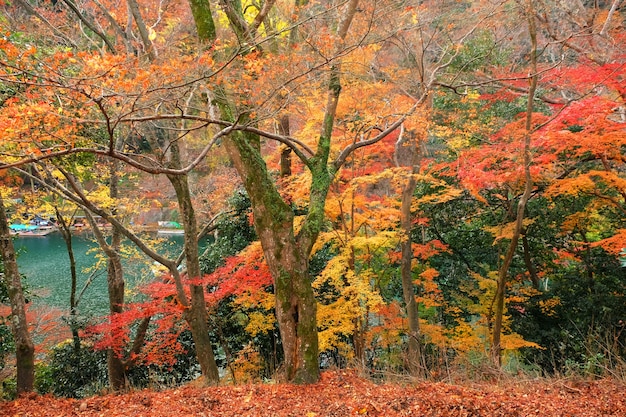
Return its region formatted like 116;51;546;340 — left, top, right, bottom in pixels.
108;159;127;390
55;207;81;351
84;208;127;390
126;0;156;60
400;173;422;374
395;123;425;376
491;0;537;366
522;234;539;289
278;116;292;177
0;193;34;394
168;142;220;384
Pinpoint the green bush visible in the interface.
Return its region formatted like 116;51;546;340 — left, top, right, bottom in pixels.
1;377;17;401
42;340;107;398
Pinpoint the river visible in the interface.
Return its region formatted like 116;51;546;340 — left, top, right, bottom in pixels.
13;232;187;316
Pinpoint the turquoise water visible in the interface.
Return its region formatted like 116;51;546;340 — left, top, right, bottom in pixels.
13;232;186;316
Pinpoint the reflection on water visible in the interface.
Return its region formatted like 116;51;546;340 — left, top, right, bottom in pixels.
14;232;186;316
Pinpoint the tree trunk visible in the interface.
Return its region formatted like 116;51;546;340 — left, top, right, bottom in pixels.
272;245;319;383
188;0;216;42
54;207;81;351
80;158;128;392
105;243;127;389
126;0;156;60
522;234;540;289
396;122;426;376
278;115;292;177
107;159;128;390
84;208;127;391
223;131;320;383
400;173;422;375
168;142;220;384
491;0;537;366
187;0;360;384
0;193;34;394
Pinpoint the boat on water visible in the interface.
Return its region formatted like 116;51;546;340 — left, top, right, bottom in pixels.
10;223;58;237
157;221;185;235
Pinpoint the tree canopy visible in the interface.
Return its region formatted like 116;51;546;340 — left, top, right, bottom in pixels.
0;0;625;395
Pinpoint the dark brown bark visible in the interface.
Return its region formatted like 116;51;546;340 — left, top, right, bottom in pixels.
522;234;540;289
396;124;425;376
278;115;292;177
0;193;34;394
168;141;220;384
400;173;422;374
491;0;537;367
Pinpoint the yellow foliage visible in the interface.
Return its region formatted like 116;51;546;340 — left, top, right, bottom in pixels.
413;185;463;207
245;311;276;338
538;297;561;317
443;321;488;353
313;233;392;355
228;344;264;384
484;218;535;243
234;289;275;311
501;333;542;351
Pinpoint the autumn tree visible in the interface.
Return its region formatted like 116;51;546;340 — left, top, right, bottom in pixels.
0;192;34;394
0;0;227;386
180;0;410;383
436;0;625;368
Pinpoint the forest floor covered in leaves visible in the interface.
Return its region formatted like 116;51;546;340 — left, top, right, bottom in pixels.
2;370;625;416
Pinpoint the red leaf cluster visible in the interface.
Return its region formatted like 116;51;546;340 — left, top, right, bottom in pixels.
205;255;273;304
2;371;625;416
84;252;273;366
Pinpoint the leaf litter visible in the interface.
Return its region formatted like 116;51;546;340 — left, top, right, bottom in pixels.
2;370;624;416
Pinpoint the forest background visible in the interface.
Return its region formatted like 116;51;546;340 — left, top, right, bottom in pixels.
0;0;625;404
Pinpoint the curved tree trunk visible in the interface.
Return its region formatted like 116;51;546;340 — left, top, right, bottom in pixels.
0;193;34;394
491;0;537;366
168;172;220;383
